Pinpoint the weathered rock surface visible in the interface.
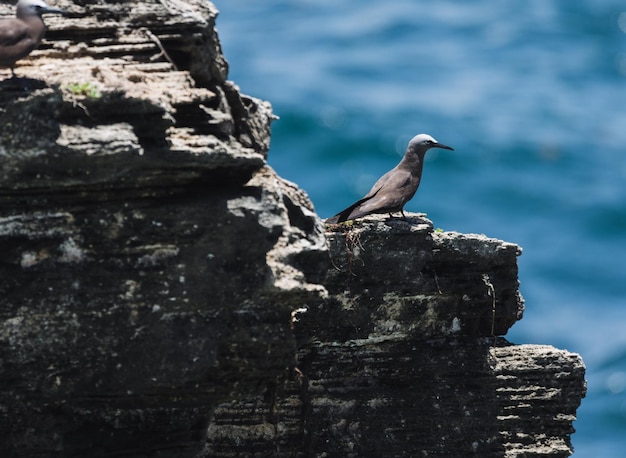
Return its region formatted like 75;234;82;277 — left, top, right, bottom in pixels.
0;1;585;457
0;0;270;192
0;1;326;456
205;216;586;457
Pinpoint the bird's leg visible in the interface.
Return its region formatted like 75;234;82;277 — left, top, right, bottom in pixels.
10;67;16;79
401;210;408;220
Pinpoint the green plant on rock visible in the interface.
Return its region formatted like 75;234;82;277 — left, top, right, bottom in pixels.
65;82;102;98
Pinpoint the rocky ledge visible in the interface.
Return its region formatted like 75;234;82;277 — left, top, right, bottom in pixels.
206;216;585;457
0;1;585;457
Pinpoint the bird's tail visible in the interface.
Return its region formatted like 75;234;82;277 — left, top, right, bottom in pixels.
325;192;379;224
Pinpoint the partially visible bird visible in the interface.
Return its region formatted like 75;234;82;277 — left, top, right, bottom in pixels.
0;0;64;78
326;133;454;224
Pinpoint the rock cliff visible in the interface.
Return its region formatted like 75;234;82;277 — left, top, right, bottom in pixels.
0;1;585;457
206;217;585;457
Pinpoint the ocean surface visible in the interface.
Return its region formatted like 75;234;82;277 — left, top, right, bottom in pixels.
215;1;626;455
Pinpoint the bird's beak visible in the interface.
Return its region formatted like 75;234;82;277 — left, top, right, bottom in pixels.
435;142;454;151
42;6;65;15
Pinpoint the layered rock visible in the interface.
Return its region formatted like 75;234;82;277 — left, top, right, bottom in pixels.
0;1;585;457
0;1;326;456
205;216;585;457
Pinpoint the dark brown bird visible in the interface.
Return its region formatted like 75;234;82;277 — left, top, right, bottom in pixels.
0;0;64;78
326;133;454;224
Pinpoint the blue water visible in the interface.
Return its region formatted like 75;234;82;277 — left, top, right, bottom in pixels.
215;1;626;455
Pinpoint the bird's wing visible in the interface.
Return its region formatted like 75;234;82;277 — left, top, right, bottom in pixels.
0;21;31;48
0;20;40;67
326;169;416;223
350;169;417;215
370;167;413;193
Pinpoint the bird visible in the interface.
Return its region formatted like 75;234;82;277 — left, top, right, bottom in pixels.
326;133;454;224
0;0;64;78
